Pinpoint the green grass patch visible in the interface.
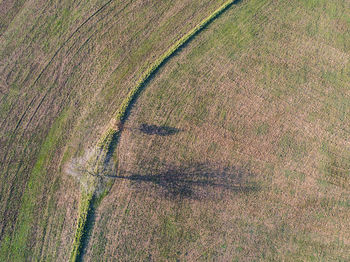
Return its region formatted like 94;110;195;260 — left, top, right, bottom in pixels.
0;109;70;261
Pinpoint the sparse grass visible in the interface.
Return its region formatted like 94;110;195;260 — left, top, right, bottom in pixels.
0;108;70;261
1;0;232;260
86;0;350;260
70;2;238;260
98;0;239;150
1;0;349;260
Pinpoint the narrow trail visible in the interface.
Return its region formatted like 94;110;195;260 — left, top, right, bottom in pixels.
69;1;241;261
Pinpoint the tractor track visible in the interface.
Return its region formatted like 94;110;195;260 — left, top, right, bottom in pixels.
0;0;115;248
1;0;114;165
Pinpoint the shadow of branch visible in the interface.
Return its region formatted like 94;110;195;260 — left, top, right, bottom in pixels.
138;124;181;136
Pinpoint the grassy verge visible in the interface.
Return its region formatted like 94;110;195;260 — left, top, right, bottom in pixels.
70;192;93;262
69;1;238;260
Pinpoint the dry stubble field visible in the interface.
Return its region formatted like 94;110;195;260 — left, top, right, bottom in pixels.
0;0;229;260
0;0;349;261
87;0;350;260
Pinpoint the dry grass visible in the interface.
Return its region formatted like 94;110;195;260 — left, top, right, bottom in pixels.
69;1;238;260
1;0;348;260
0;0;229;260
85;0;350;260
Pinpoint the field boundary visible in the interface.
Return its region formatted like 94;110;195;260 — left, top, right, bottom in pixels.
70;1;239;260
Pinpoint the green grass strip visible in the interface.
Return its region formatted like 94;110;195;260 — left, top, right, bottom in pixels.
71;1;238;261
70;192;93;262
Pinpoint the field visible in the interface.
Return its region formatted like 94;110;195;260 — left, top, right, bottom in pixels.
0;0;349;261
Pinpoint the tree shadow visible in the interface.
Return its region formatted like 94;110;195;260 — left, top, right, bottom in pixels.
108;162;260;200
139;124;181;136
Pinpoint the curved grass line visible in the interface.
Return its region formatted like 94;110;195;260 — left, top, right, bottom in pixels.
70;1;239;261
98;0;239;151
